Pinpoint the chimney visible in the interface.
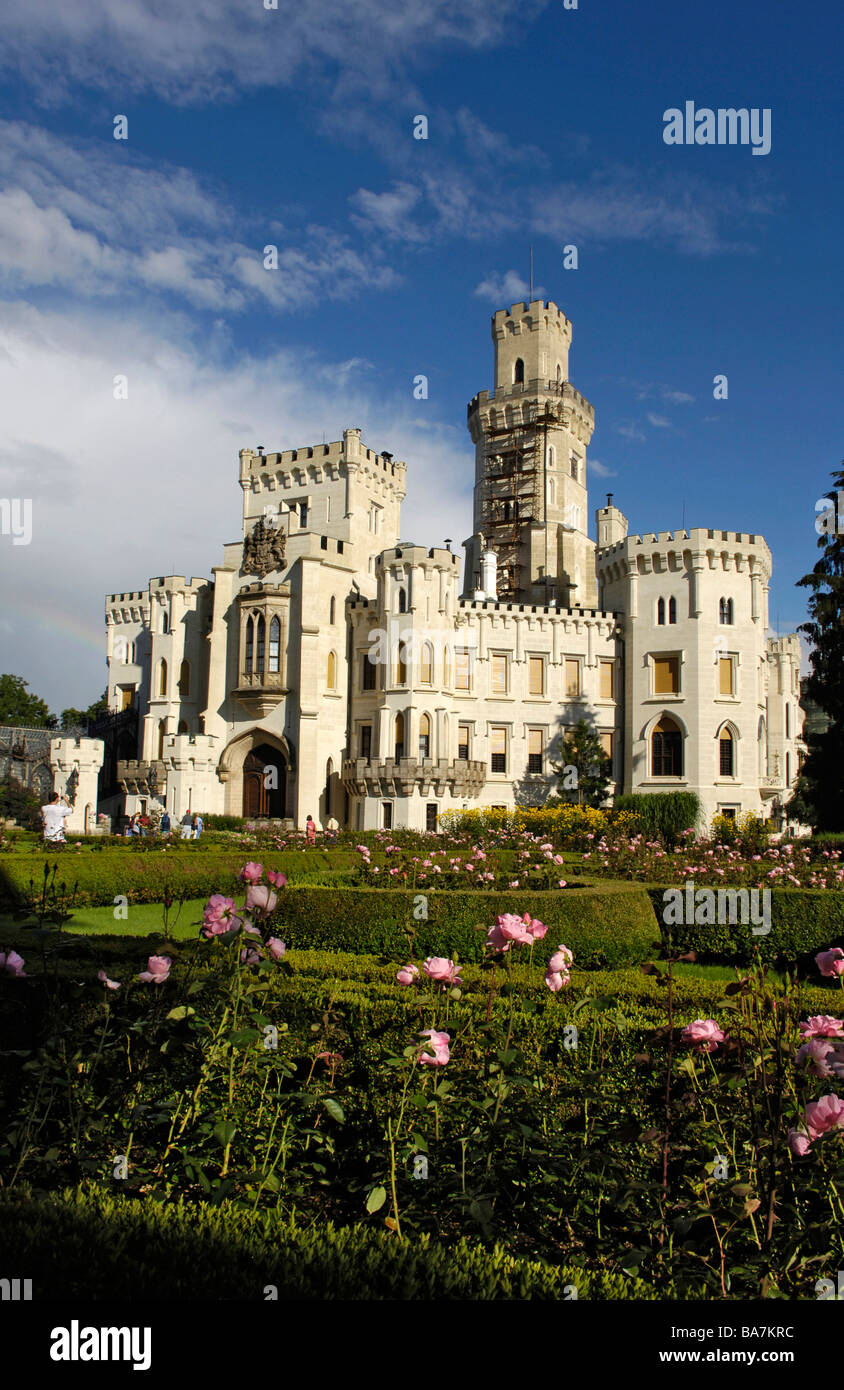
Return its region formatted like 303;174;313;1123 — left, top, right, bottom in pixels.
481;548;498;601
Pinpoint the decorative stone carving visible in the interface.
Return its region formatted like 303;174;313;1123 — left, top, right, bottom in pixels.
241;515;287;578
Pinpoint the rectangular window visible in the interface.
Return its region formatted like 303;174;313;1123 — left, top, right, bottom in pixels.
491;653;507;694
362;653;377;690
426;803;437;832
599;731;614;760
653;656;680;695
527;728;543;774
565;658;581;698
119;687;135;710
528;656;544;696
298;501;308;527
490;726;507;774
458;723;470;761
382;802;393;830
599;659;614;700
360;725;372;760
455;648;470;690
719;657;734;696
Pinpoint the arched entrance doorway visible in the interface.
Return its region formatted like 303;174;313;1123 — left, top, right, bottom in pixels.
243;743;286;817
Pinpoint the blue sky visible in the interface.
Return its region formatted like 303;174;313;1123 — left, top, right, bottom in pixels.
0;0;841;710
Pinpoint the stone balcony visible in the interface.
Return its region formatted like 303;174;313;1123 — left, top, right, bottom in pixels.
233;669;289;718
117;759;167;794
341;757;487;798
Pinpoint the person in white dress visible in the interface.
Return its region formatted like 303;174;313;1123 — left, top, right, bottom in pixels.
41;793;72;844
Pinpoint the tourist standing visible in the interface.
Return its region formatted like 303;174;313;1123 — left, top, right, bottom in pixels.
41;792;72;845
180;811;193;840
193;812;203;840
160;811;171;837
305;814;316;845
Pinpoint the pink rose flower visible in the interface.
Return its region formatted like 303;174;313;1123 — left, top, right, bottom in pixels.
245;884;278;915
787;1128;812;1157
681;1019;725;1054
266;870;287;888
545;970;569;993
496;913;534;946
485;921;511;954
240;946;263;966
816;947;844;979
800;1015;844;1039
267;937;287;961
396;964;420;986
524;914;547;940
97;969;121;990
548;946;574;974
423;957;462;986
805;1093;844;1140
0;950;26;977
795;1038;835;1078
239;862;264;883
418;1028;450;1066
202;894;240;938
137;955;171;984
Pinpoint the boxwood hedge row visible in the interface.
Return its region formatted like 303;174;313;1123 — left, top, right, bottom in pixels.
0;1187;658;1300
647;885;844;964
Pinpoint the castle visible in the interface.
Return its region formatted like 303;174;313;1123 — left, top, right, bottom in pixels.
88;298;804;834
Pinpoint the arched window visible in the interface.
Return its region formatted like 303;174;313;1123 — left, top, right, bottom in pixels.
157;719;166;759
398;587;407;614
652;715;683;777
668;596;677;624
177;720;188;735
503;501;511;522
329;596;336;625
395;641;407;685
158;659;167;697
269;616;280;673
443;646;450;687
325;758;333;815
547;444;556;469
719;597;734;625
394;712;405;761
245;617;254;674
178;660;190;697
657;597;665;625
256;616;265;674
514;357;525;384
548;477;556;505
556;362;562;383
327;650;337;689
162;612;169;634
419;713;431;760
758;716;767;779
420;642;433;684
719;726;735;777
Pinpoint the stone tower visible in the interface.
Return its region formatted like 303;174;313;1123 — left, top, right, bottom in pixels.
464;299;597;608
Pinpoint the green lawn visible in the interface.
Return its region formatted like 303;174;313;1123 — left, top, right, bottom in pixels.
2;898;207;939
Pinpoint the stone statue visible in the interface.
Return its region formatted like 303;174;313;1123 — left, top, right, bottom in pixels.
241;515;287;578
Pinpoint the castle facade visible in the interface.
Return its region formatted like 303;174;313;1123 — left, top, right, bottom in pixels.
102;299;804;832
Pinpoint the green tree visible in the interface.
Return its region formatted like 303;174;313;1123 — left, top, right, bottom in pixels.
0;777;42;828
793;464;844;830
0;674;54;728
60;689;108;731
549;718;612;808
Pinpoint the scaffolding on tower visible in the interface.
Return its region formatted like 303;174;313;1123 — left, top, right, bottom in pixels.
477;404;556;599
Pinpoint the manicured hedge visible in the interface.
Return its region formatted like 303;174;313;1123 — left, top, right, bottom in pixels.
648;884;844;964
265;883;656;969
0;850;359;909
0;1187;657;1300
614;791;701;843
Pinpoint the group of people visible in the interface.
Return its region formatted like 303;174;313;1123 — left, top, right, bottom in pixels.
306;813;338;844
121;811;204;840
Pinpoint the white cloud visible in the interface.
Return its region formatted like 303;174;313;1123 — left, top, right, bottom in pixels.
1;0;543;106
0;122;399;312
589;459;617;478
616;422;646;442
646;412;671;429
473;270;542;303
0;299;474;710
